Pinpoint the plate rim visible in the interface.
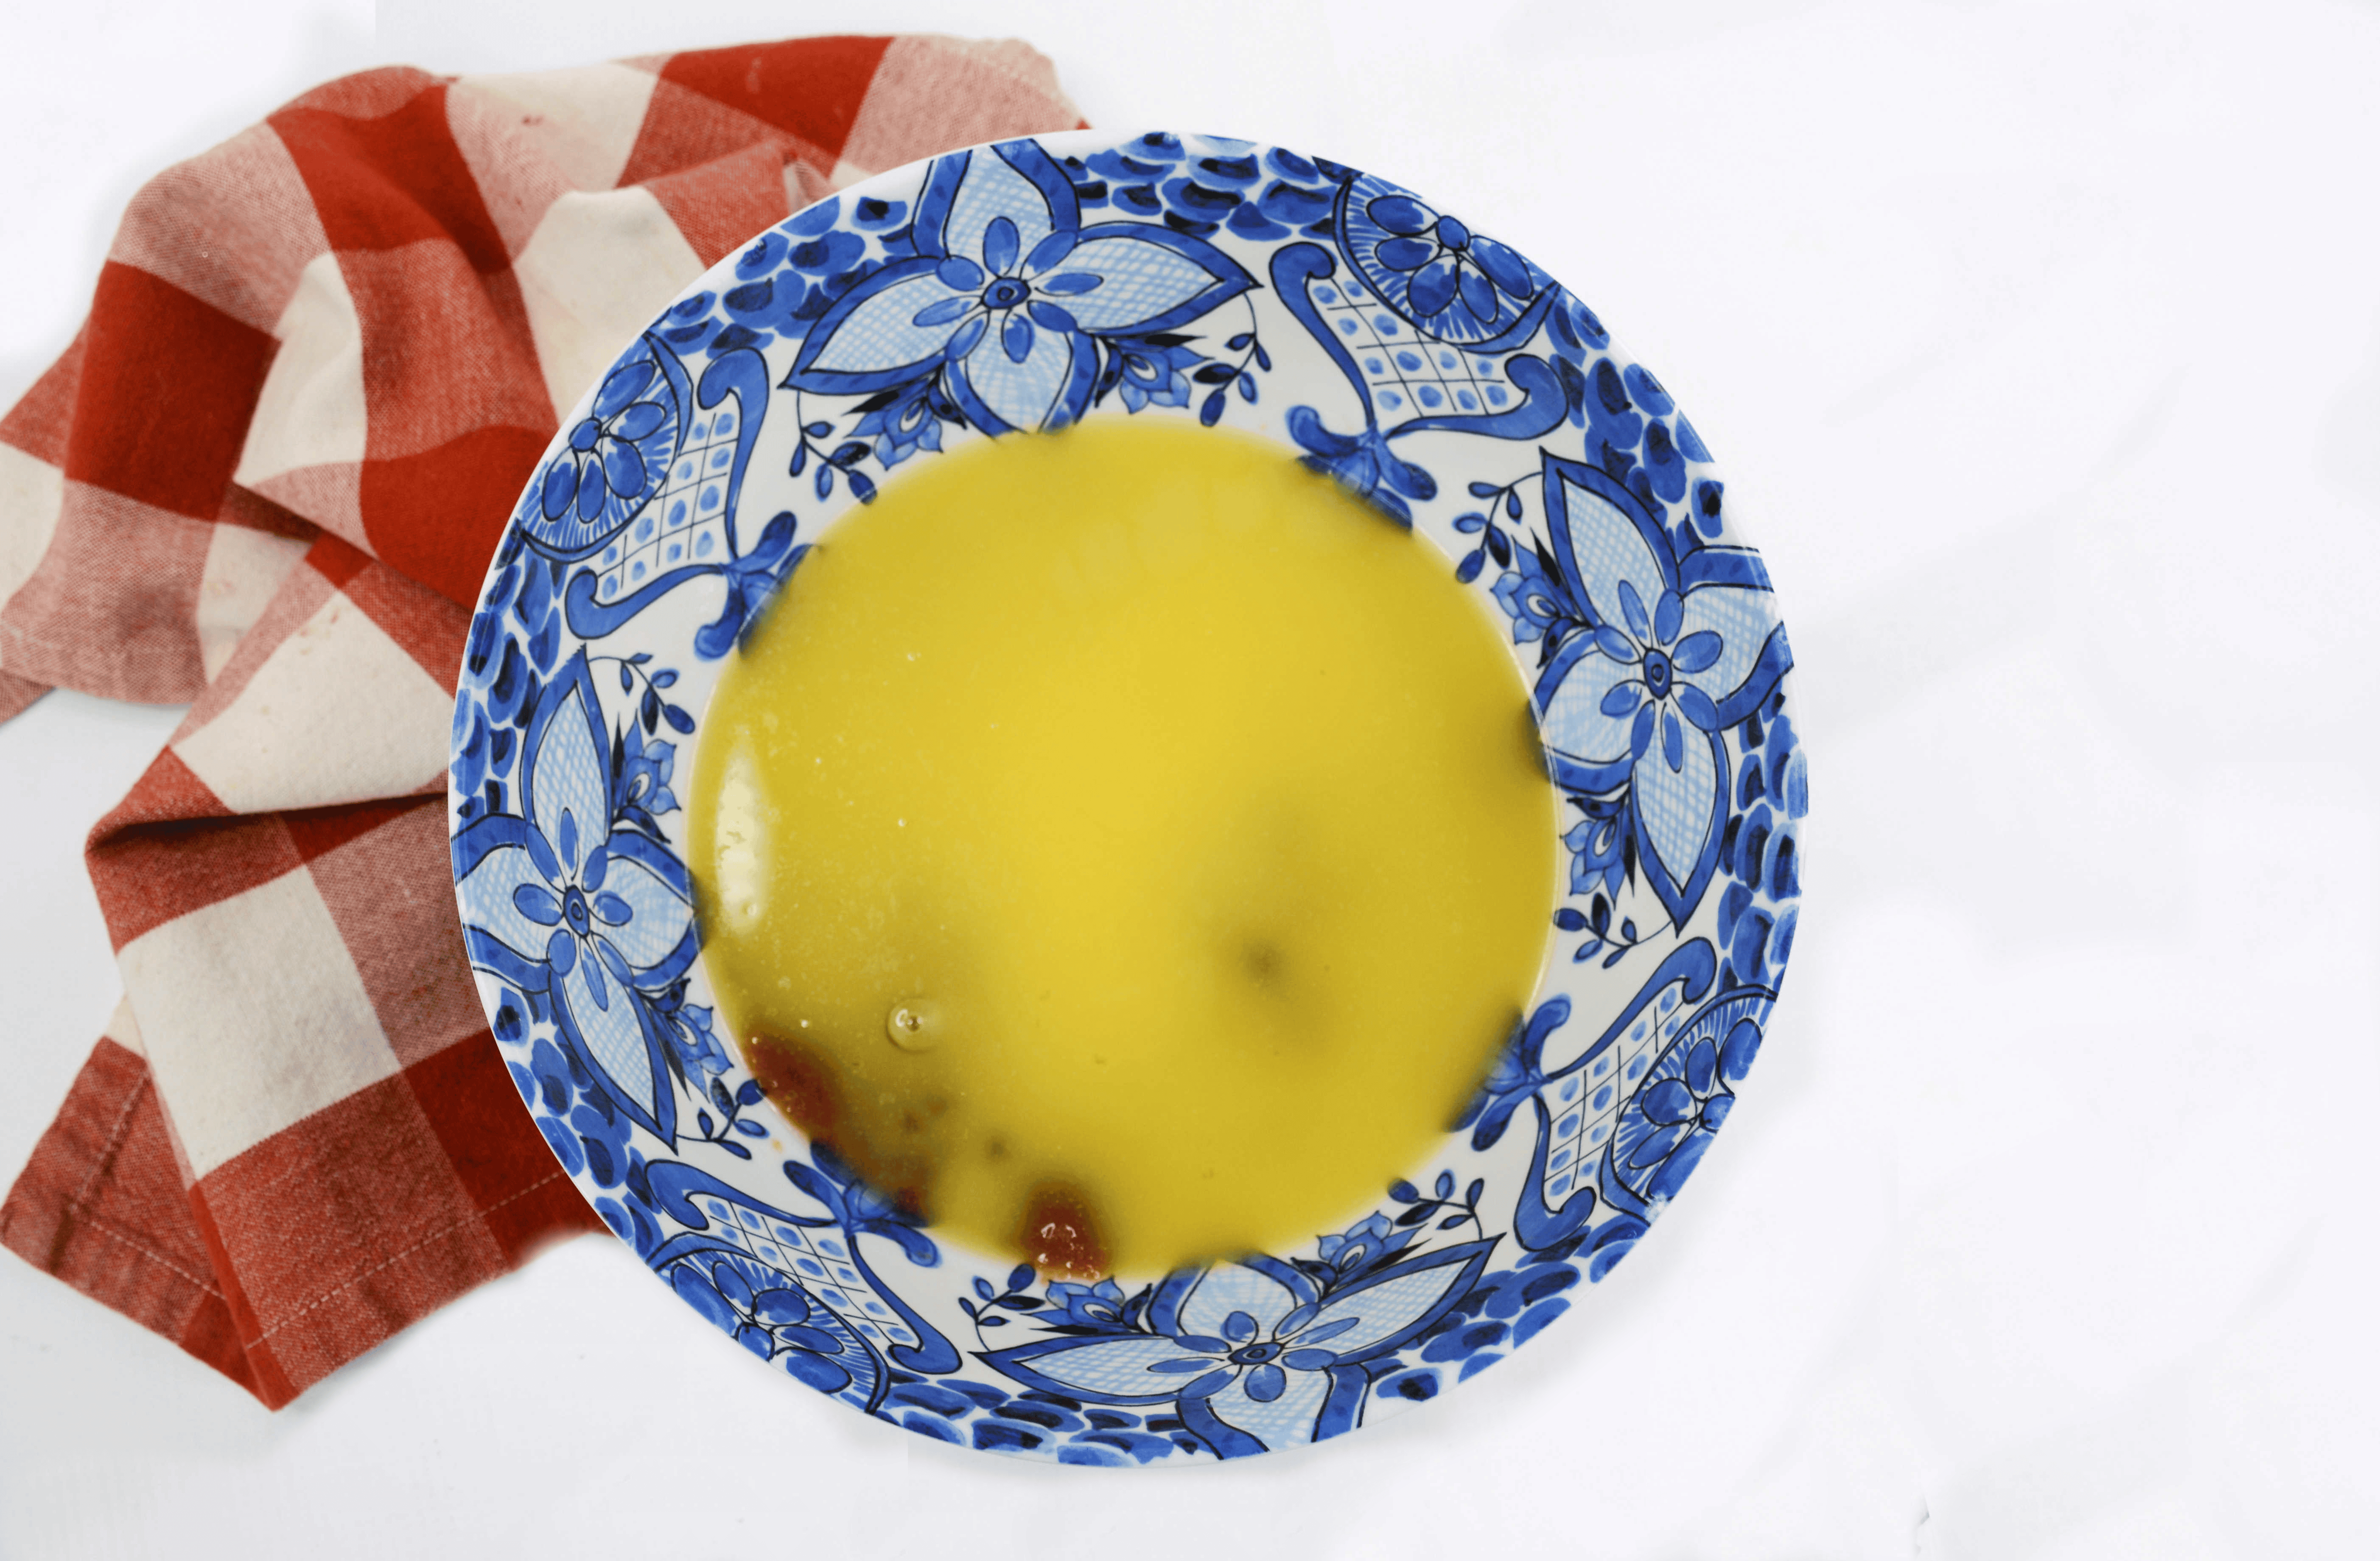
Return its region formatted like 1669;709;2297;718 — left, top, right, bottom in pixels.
445;128;1805;1465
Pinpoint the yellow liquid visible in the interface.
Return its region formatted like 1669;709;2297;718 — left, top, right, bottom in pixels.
688;419;1554;1275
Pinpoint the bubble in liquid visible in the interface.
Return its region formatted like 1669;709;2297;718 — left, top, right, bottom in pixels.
885;1001;940;1052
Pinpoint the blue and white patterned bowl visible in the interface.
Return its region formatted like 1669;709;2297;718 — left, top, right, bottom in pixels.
447;132;1804;1465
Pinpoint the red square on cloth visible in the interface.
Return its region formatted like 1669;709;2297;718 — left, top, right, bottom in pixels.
64;263;277;521
621;36;892;187
274;78;515;274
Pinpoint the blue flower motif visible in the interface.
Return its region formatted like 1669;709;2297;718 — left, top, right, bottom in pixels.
787;140;1255;434
1336;175;1548;349
1464;942;1752;1252
1313;1212;1420;1277
1044;1277;1134;1331
649;978;728;1080
1105;334;1201;413
1564;792;1630;902
1530;455;1790;927
641;1156;959;1381
664;1247;877;1398
983;1242;1492;1458
848;378;948;467
1491;541;1576;646
1609;1010;1764;1206
618;732;678;819
519;343;686;560
454;649;700;1140
1144;1304;1361;1412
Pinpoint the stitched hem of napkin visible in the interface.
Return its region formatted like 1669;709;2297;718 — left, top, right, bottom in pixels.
251;1169;573;1344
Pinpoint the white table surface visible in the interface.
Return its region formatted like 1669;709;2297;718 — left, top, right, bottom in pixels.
4;1;2376;1555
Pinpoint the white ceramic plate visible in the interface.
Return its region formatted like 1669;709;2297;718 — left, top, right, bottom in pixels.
448;131;1804;1464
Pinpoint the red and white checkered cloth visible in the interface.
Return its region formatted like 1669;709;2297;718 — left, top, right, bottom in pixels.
0;35;1081;1407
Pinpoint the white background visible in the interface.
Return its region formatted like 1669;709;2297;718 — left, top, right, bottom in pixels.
3;1;2376;1556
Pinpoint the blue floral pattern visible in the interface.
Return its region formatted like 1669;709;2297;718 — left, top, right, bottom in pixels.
1526;455;1791;928
454;649;700;1141
1335;173;1552;350
518;342;688;561
448;131;1803;1463
977;1232;1494;1458
787;140;1254;435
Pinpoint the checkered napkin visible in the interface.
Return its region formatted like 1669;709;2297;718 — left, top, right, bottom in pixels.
0;36;1081;1407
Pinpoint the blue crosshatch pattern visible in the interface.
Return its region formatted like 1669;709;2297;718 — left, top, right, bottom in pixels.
697;1195;921;1349
1539;977;1689;1207
594;403;743;603
1309;275;1518;418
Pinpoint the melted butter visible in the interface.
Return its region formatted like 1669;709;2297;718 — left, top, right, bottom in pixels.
687;419;1554;1275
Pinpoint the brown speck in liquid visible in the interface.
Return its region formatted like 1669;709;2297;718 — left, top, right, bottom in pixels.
744;1030;937;1222
743;1032;841;1139
1021;1183;1108;1282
